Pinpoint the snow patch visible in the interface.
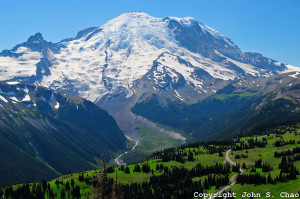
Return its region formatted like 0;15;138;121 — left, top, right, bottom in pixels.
289;72;300;78
282;65;300;73
54;102;60;109
0;95;8;103
22;94;30;101
10;97;19;102
0;49;42;81
6;81;20;85
214;50;259;76
174;90;184;101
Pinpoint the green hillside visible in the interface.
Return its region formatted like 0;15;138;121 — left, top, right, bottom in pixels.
2;123;300;198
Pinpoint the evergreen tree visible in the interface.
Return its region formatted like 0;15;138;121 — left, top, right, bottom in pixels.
242;162;246;169
71;186;80;198
267;173;273;184
133;164;141;172
55;179;60;188
142;163;150;173
188;152;194;161
71;179;75;188
79;172;84;182
125;166;130;174
65;181;70;191
42;179;47;190
61;188;66;199
155;164;159;171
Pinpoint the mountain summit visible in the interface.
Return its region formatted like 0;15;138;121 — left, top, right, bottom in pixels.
0;12;292;102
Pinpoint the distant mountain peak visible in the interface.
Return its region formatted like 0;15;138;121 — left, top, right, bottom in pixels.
27;32;45;43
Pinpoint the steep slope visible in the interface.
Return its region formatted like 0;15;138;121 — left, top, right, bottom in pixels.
0;81;126;185
132;71;300;140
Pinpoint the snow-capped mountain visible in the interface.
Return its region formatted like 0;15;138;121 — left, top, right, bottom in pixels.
0;12;292;103
1;12;299;139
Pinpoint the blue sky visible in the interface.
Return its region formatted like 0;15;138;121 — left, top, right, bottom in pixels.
1;0;299;66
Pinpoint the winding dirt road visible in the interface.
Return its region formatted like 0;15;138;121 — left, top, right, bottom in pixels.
208;149;243;199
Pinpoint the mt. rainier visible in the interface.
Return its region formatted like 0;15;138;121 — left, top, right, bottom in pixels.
0;12;290;102
1;12;298;138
